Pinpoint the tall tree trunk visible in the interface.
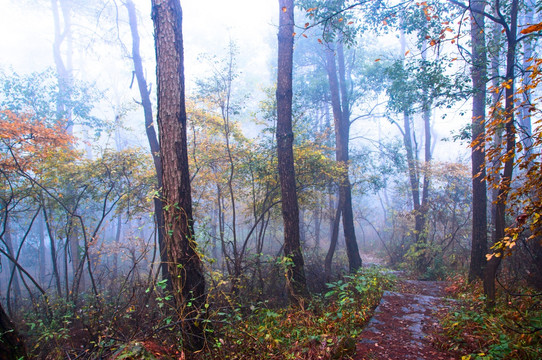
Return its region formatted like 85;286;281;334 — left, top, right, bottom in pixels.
413;39;433;273
51;0;83;294
125;0;170;288
325;46;362;273
0;301;27;360
484;0;518;308
468;0;488;282
151;0;206;350
276;0;308;303
336;42;362;272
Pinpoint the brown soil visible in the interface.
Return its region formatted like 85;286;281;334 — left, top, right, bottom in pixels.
354;275;458;360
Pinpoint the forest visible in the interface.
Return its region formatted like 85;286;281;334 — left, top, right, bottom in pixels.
0;0;541;359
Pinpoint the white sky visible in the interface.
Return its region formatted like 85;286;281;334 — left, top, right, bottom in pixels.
0;0;469;161
0;0;278;84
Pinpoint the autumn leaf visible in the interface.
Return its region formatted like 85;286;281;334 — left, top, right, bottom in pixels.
520;22;542;34
282;7;287;12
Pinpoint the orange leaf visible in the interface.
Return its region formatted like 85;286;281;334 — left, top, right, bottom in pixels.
375;58;381;62
282;7;287;12
317;38;323;44
521;22;542;34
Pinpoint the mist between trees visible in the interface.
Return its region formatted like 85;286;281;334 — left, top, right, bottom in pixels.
0;0;541;358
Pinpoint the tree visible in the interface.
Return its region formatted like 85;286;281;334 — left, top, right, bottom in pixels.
124;0;170;288
468;0;488;283
324;41;363;273
151;0;206;350
277;0;308;302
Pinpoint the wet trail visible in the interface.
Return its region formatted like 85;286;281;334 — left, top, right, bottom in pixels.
354;275;458;360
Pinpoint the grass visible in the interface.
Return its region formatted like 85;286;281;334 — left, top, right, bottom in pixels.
440;275;542;360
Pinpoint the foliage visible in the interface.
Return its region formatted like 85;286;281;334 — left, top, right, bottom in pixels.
483;57;542;259
0;109;75;173
199;267;395;360
0;68;105;134
387;162;472;277
441;275;542;360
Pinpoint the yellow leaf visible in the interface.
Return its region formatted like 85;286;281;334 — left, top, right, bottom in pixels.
282;7;287;12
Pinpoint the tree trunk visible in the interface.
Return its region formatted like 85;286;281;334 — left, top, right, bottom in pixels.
325;46;362;273
325;205;341;280
125;0;170;288
42;204;62;297
468;0;488;283
151;0;206;350
0;301;27;360
484;0;518;308
38;208;46;285
336;42;362;273
276;0;308;303
314;202;321;249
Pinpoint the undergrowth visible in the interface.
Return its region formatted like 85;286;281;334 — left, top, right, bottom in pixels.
198;267;395;360
18;266;394;359
440;275;542;360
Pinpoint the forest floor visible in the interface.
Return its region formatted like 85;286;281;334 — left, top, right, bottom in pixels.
353;270;460;360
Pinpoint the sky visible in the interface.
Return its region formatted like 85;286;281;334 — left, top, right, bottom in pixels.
0;0;279;146
0;0;278;84
0;0;469;162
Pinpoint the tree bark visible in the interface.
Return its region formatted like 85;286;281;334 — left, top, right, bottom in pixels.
151;0;206;350
276;0;308;302
468;0;488;282
125;0;170;288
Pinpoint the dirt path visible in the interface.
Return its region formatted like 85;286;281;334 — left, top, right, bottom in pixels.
354;276;458;360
